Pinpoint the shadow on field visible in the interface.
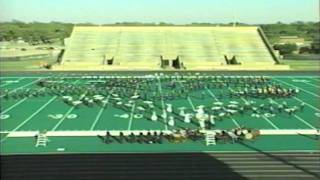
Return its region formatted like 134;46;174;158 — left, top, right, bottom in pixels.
1;153;247;180
239;141;320;179
297;133;319;141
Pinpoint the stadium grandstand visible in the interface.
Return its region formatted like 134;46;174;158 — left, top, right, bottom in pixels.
54;26;289;70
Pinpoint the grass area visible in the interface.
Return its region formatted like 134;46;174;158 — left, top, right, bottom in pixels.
0;58;57;71
281;59;320;71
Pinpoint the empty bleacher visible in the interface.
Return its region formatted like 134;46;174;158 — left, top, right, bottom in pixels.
56;26;287;70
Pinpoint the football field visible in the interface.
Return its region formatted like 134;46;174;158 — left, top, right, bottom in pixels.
0;72;319;154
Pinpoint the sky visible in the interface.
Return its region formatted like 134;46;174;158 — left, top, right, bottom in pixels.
0;0;319;24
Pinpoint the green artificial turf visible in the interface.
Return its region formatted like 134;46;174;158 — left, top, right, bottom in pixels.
0;73;319;155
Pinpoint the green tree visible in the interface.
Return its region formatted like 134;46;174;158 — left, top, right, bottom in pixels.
273;43;298;55
311;35;320;54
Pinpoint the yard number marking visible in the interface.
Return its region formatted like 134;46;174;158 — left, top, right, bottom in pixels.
48;114;78;119
48;114;63;119
0;114;10;120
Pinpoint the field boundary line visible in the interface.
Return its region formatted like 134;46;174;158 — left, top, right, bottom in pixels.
303;81;320;88
1;76;319;79
0;76;50;79
289;77;320;88
0;78;41;98
4;129;319;137
274;78;320;98
0;77;25;87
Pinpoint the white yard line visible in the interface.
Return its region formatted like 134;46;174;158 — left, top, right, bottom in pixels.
0;83;9;88
303;81;320;88
0;76;51;79
311;78;320;83
0;78;25;88
50;79;81;131
268;98;316;130
0;78;41;98
1;79;80;143
90;91;114;130
271;78;320;112
157;76;168;130
1;87;47;115
205;87;217;101
127;85;139;130
51;107;75;131
205;87;240;128
261;116;279;129
10;96;57;132
177;79;196;111
0;136;9;143
0;98;28;115
238;96;279;129
289;77;320;88
293;97;320;112
127;104;136;130
231;118;241;128
187;96;196;111
293;115;317;130
274;78;320;98
90;107;105;130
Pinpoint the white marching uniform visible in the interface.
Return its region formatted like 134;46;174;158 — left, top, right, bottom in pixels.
151;111;157;121
168;116;175;126
184;114;192;123
166;104;173;113
209;115;216;126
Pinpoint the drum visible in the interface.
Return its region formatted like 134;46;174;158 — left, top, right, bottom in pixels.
235;130;242;136
116;101;123;105
213;102;223;106
134;114;143;119
212;106;222;110
245;133;253;140
196;113;209;121
242;129;249;134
